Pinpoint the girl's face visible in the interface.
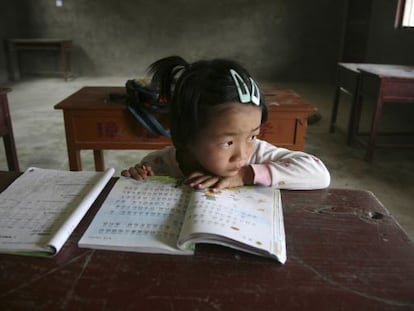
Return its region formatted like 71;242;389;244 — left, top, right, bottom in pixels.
189;102;262;177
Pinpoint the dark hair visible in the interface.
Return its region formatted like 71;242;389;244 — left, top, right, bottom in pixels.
148;56;268;149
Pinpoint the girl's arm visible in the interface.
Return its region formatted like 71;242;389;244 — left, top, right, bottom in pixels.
249;140;330;190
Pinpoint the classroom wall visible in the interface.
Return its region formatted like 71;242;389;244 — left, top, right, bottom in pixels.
0;0;345;84
1;0;412;86
365;0;414;64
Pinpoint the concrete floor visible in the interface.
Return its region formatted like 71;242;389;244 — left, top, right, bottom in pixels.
1;76;413;241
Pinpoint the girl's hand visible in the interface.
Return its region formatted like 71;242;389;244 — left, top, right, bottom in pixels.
185;166;254;191
121;164;154;180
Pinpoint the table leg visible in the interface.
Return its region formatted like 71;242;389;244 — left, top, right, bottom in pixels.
329;86;341;133
346;90;361;145
93;150;105;171
60;43;65;81
365;96;384;162
65;49;71;81
348;89;364;146
5;42;20;81
3;135;19;172
68;149;82;171
0;91;19;171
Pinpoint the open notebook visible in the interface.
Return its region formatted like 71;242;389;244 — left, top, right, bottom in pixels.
0;167;114;256
79;176;286;263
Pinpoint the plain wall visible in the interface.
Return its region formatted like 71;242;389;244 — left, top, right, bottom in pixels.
365;0;414;64
1;0;413;86
1;0;345;83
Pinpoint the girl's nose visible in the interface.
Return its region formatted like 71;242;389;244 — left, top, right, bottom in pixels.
231;143;248;162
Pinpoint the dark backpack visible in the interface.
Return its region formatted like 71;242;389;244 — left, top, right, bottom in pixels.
113;79;171;137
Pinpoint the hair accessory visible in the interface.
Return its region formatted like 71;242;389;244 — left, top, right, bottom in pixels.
229;69;260;106
249;78;260;106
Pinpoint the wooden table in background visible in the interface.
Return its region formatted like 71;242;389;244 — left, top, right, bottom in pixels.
330;63;414;161
5;38;72;81
0;171;413;310
54;87;315;171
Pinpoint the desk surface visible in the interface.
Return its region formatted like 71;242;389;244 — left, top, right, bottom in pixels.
7;38;72;45
1;172;413;310
54;86;315;111
339;62;414;78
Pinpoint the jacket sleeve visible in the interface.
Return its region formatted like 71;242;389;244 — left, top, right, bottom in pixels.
249;140;330;190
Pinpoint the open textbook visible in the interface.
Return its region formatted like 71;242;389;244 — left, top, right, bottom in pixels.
0;167;114;256
79;176;287;263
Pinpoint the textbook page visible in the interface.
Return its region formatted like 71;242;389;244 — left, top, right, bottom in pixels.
0;167;114;256
79;176;195;255
178;186;287;263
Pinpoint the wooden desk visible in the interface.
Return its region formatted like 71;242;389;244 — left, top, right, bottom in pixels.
54;87;314;171
0;88;19;171
355;66;414;161
330;63;414;161
5;38;72;81
1;172;413;310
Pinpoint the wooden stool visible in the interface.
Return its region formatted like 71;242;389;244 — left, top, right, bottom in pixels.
0;87;19;171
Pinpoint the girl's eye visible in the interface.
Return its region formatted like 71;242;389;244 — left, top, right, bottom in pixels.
222;141;233;148
249;135;257;141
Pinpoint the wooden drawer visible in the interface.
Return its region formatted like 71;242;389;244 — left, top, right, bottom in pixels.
262;88;314;150
260;110;308;150
64;109;171;150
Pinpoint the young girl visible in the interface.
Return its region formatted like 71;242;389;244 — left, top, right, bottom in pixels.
122;56;330;190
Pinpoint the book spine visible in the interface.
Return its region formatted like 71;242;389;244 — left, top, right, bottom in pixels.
47;168;115;255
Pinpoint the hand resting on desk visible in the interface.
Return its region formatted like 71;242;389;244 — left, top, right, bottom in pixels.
121;164;154;180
